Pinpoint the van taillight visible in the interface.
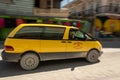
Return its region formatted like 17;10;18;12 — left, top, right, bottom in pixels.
5;46;14;51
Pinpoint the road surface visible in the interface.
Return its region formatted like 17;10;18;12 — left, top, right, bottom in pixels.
0;48;120;80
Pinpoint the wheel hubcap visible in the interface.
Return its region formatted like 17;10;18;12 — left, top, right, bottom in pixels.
91;55;96;60
25;57;35;66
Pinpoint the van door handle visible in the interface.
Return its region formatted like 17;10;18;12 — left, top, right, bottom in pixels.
61;41;66;43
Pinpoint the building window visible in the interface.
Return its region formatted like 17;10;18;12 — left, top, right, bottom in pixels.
95;0;101;12
109;3;119;12
34;0;40;8
47;0;51;9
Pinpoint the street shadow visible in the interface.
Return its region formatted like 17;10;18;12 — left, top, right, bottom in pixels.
0;58;100;78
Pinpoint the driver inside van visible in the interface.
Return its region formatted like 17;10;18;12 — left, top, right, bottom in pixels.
70;30;84;40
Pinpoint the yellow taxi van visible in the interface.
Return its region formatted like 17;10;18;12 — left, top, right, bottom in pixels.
1;24;103;70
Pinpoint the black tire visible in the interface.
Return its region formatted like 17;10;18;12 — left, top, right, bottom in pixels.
20;53;39;70
86;50;99;63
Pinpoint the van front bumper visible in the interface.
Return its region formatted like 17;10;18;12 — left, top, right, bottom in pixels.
1;50;21;62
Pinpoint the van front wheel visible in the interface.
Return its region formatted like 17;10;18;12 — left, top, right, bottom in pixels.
20;53;39;70
86;50;99;63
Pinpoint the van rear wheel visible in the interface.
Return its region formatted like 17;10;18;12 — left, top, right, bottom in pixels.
20;53;39;70
86;50;99;63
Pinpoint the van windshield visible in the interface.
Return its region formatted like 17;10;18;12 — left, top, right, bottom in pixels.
69;29;94;40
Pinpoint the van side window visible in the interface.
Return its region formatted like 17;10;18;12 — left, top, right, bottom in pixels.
69;29;85;40
14;26;65;40
14;26;43;39
41;27;65;40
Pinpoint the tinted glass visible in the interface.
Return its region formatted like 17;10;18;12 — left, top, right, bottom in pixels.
41;27;65;40
85;33;94;40
14;26;65;40
14;26;43;39
69;29;85;40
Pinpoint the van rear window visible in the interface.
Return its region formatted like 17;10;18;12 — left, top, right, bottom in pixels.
14;26;42;39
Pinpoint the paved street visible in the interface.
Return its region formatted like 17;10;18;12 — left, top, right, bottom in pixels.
0;41;120;80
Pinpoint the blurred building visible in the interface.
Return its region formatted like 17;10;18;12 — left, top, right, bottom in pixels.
0;0;70;40
0;0;69;17
34;0;69;17
0;0;34;16
65;0;120;19
64;0;120;38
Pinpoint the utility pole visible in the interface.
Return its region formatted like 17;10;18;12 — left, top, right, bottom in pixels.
81;0;96;36
92;0;96;37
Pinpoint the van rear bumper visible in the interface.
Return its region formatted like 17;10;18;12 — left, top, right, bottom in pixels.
1;50;21;62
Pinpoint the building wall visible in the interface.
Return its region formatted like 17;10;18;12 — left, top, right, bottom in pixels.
0;0;34;16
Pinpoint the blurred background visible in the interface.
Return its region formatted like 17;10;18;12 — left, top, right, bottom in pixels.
0;0;120;40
